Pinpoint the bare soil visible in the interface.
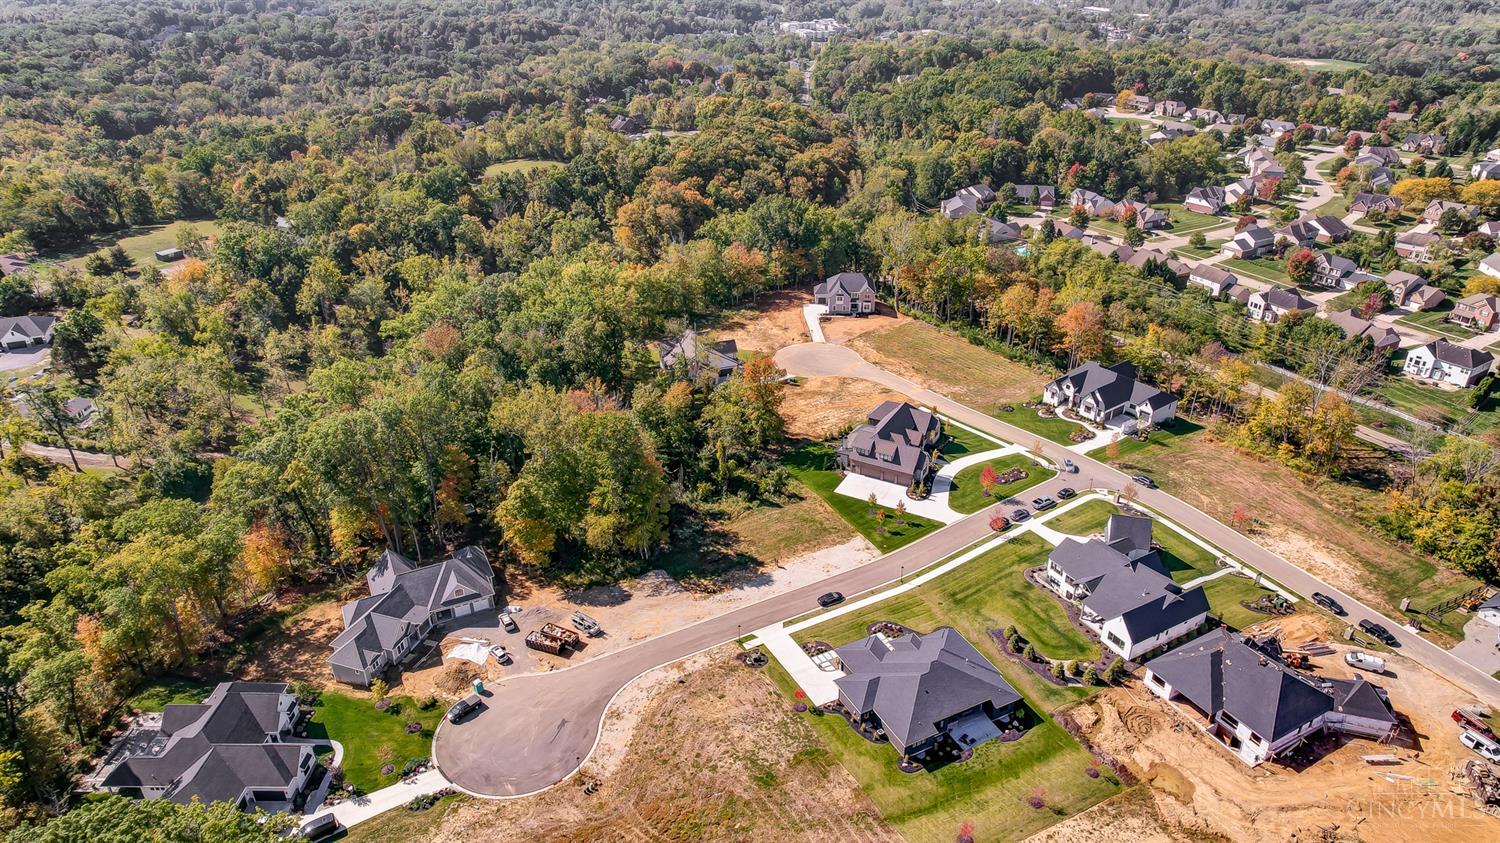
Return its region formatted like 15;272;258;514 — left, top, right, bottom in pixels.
821;302;912;343
1040;643;1500;843
237;598;347;689
716;290;816;354
780;375;911;440
371;648;901;843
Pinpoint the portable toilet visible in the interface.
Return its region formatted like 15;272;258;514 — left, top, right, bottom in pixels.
472;678;484;695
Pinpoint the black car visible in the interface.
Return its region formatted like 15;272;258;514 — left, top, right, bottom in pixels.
447;693;483;724
1057;487;1077;499
1130;474;1157;489
818;591;844;608
1011;508;1031;522
1031;496;1057;511
1358;619;1395;644
299;814;341;840
1311;592;1345;615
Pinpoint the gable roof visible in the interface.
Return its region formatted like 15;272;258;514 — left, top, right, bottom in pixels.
1416;339;1493;370
1049;525;1209;641
1254;288;1314;312
1326;310;1398;348
0;315;55;339
815;272;873;298
1046;360;1175;413
332;547;495;673
658;329;740;379
834;628;1020;750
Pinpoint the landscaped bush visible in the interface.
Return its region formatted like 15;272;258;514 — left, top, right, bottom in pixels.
405;720;423;734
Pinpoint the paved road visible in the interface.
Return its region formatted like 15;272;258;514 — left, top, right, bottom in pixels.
433;341;1500;798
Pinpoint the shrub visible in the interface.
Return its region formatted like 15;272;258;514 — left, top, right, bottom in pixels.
1050;660;1066;680
1103;657;1126;684
1068;660;1083;677
369;678;389;702
405;720;423;734
417;695;438;710
1082;665;1099;686
1022;643;1037;661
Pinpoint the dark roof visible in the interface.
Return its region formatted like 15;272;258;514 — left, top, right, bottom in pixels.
1146;629;1335;743
0;315;55;339
837;401;939;483
834;628;1021;750
1325;677;1397;724
1046;361;1174;413
1421;339;1493;370
1257;288;1314;311
815;272;873;298
1314;253;1358;275
658;329;741;380
332;547;495;673
1048;516;1210;642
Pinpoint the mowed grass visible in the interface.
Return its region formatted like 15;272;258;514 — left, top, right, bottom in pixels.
482;158;566;178
305;692;443;793
1200;574;1281;630
783;442;944;553
124;676;213;713
720;492;851;564
1041;498;1118;536
59;219;224;270
1221;255;1290;284
1158;203;1227;235
1394;305;1484;342
997;403;1086;445
764;660;1119;843
799;532;1098;702
942;423;1003;457
947;453;1056;514
848;320;1049;413
1369;356;1497;435
1105;426;1482;644
1088;419;1204;462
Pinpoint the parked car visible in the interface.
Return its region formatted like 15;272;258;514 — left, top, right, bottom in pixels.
447;693;483;724
1358;619;1396;645
1063;459;1077;473
571;611;603;637
489;645;511;664
298;814;341;840
1453;708;1497;740
1311;592;1345;615
1461;729;1500;763
1011;508;1031;522
1057;487;1077;500
1130;474;1157;489
817;591;844;608
1344;651;1386;673
500;613;519;634
1031;496;1057;511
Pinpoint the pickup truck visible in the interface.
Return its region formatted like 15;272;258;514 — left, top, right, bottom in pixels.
447;693;483;724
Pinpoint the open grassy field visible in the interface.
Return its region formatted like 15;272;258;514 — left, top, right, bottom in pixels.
482;158;566;177
1312;193;1350;218
947;453;1056;514
1100;425;1481;644
1200;574;1281;629
1043;498;1118;536
783;442;944;553
305;691;442;793
55;219;224;270
942;423;1001;458
1221;255;1291;284
1158;202;1227;235
1279;57;1367;72
718;492;852;565
764;661;1120;843
998;403;1086;445
344;794;469;842
1370;374;1497;436
1172;239;1227;260
847;320;1050;413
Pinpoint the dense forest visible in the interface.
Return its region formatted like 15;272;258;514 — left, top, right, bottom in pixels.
0;0;1499;835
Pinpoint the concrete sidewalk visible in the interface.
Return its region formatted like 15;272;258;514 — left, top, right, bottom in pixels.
301;768;452;831
802;303;827;342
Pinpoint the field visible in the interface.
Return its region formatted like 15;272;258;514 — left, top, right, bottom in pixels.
482;159;565;177
846;319;1050;413
947;453;1056;514
1102;426;1481;644
1279;57;1367;72
998;403;1086;445
1369;372;1497;435
1311;193;1350;218
123;676;212;712
783;442;944;553
717;492;853;565
1042;498;1117;536
1220;255;1290;284
798;532;1098;705
305;691;443;793
53;219;225;270
1171;239;1225;259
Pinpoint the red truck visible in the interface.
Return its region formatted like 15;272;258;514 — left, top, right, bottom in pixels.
1453;708;1497;740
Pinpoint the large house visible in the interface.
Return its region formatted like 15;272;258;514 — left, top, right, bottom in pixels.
1124;248;1189;278
940;184;996;220
1472;161;1500;182
1424;200;1477;225
1394;231;1442;263
1042;360;1178;428
1307;216;1351;244
1325;310;1400;353
1479;253;1500;282
1069;189;1115;218
330;547;497;686
1117;199;1167;230
1309;253;1365;290
1012;184;1057;210
1247;288;1314;323
1349;192;1401;217
814;272;877;316
658;329;741;384
1144;629;1399;766
834;628;1023;760
1042;514;1210;660
1453;292;1500;330
1360;146;1401;167
1184;186;1228;216
1403;340;1494;387
1384;270;1445;311
1276;219;1317;249
1401;133;1445;154
1221;226;1275;259
1188;264;1238;298
98;682;316;811
0;315;55;350
836;401;942;488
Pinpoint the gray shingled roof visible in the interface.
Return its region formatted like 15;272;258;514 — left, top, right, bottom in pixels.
834;628;1020;751
331;547;495;673
658;329;740;380
815;272;874;298
0;315;55;340
837;401;938;484
1422;339;1494;370
1048;515;1210;642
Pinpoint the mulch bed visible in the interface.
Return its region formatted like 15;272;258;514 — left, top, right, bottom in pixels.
1052;706;1137;786
866;620;915;638
820;700;888;745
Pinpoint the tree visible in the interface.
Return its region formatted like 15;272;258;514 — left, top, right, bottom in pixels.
50;308;110;381
1460;180;1500;218
1285;248;1316;286
979;463;999;496
1082;665;1099;685
1069;204;1090;230
1231;504;1253;531
1390;177;1456;208
1189;231;1207;249
1102;657;1125;683
1053;301;1107;368
7;795;296;842
14;381;82;472
989;512;1008;532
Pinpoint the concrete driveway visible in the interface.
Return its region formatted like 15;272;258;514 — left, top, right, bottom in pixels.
0;345;48;372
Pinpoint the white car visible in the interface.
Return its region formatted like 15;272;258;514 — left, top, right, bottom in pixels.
1461;729;1500;763
490;645;511;664
1344;651;1386;673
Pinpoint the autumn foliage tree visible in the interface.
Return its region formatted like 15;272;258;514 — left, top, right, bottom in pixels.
979;463;999;496
1285;248;1316;285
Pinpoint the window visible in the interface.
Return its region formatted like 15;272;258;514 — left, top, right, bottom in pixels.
1106;631;1124;647
1219;712;1239;729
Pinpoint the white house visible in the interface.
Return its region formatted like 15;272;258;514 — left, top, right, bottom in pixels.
1144;629;1398;766
0;315;55;350
1220;226;1274;259
1187;264;1237;297
1477;593;1500;627
1247;288;1314;323
1403;340;1494;388
1042;360;1178;429
1042;514;1209;660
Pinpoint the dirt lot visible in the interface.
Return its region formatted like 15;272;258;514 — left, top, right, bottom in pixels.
1036;631;1500;843
780;375;911;440
352;648;901;843
234;597;349;689
715;290;816;354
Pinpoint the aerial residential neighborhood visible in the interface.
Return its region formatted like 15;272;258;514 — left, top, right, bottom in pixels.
4;2;1500;843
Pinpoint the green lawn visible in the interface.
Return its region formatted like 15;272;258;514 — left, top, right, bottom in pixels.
305;692;443;794
997;403;1087;446
1157;203;1227;235
1042;499;1119;537
1312;194;1350;218
482;158;565;177
1151;519;1224;584
55;219;225;270
947;453;1056;514
1279;56;1367;72
799;533;1098;699
783;442;945;553
1200;574;1281;630
123;677;213;713
1395;304;1483;342
1221;256;1291;284
1369;372;1497;435
941;423;1002;458
1173;239;1226;259
1087;419;1205;462
764;661;1120;843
